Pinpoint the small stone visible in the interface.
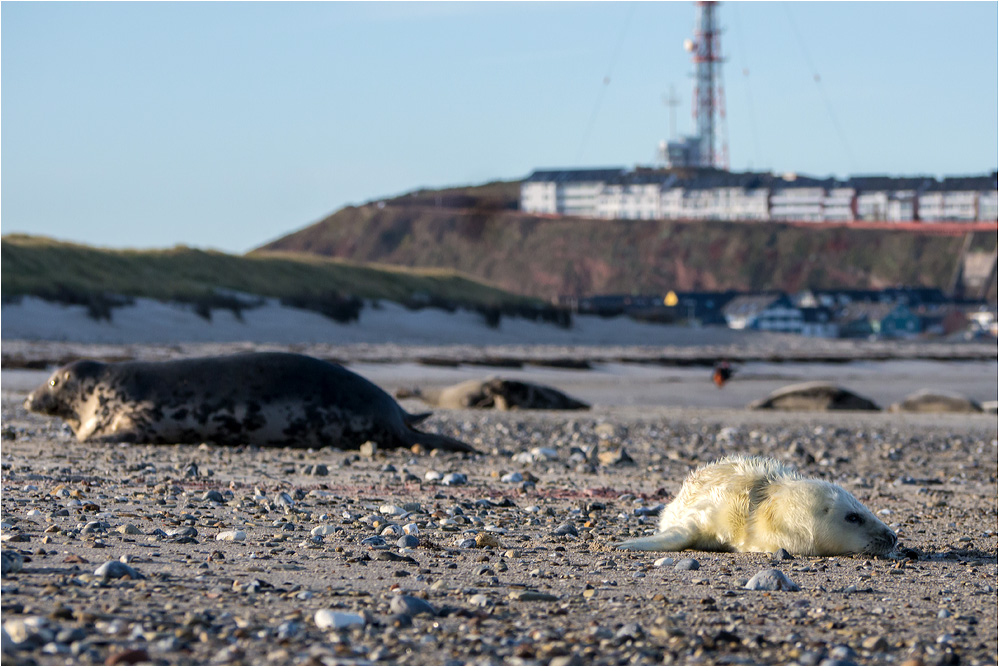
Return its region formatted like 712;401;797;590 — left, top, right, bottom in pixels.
311;525;340;537
360;535;387;547
397;535;419;548
475;532;500;548
166;526;197;538
115;524;141;535
829;645;857;662
359;441;378;457
380;504;406;516
509;590;558;602
80;521;107;535
500;471;523;484
468;593;491;607
553;523;578;537
861;636;888;651
202;490;225;503
616;622;645;640
771;548;793;561
653;556;675;568
745;569;799;591
314;610;365;630
1;550;24;576
215;530;246;542
442;473;467;486
94;560;143;580
390;595;437;617
598;448;635;466
674;558;700;571
456;538;477;549
402;523;419;536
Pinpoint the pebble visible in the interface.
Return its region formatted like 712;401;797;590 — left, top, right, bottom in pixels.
94;560;143;580
202;490;225;503
653;556;675;568
500;471;523;483
115;524;141;535
1;550;24;576
397;534;420;548
390;595;437;617
674;558;700;571
215;530;246;542
553;523;578;537
509;590;558;602
402;522;419;536
442;473;467;486
360;535;387;547
475;532;500;548
771;548;793;561
314;609;366;630
745;569;799;591
311;525;341;536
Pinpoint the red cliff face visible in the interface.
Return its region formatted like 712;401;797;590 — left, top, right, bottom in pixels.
256;194;975;299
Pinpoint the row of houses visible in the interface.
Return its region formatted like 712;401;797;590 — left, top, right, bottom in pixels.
521;168;999;223
558;288;996;339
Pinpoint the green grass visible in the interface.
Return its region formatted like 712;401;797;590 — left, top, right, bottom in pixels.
1;234;536;308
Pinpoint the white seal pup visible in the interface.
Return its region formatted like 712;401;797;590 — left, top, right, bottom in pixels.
25;352;477;453
617;455;897;556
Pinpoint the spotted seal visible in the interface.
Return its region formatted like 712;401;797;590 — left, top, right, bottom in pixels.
617;455;897;556
396;378;589;411
888;389;983;414
25;352;476;452
748;381;881;411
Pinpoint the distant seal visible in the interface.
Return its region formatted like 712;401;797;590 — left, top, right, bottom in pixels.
888;390;983;414
396;378;589;411
617;455;897;556
748;381;880;411
25;352;476;452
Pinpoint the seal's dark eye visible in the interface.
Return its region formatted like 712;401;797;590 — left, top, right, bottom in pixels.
845;513;864;525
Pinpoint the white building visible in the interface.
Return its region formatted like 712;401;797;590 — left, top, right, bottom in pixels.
520;169;998;223
521;169;625;216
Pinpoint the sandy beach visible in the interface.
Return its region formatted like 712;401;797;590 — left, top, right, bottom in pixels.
1;300;997;665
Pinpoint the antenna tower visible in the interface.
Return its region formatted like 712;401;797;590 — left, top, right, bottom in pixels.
687;1;728;169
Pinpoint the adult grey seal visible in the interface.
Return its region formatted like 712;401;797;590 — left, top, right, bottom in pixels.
888;390;983;414
748;381;880;411
617;455;897;557
25;352;476;452
396;378;589;411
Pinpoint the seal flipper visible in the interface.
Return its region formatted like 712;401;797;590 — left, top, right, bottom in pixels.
402;410;433;426
616;527;694;551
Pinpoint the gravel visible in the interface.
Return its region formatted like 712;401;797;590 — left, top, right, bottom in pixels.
1;364;996;665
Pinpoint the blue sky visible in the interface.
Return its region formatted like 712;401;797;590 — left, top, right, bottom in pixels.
3;1;997;253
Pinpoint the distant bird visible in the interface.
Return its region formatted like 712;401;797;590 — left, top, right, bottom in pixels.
712;361;734;388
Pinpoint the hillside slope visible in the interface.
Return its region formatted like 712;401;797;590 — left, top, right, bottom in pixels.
0;235;534;308
257;184;979;299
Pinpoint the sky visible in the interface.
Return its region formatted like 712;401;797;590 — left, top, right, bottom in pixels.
2;1;997;254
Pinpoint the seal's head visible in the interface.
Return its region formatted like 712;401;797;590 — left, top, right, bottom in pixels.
25;360;105;425
763;479;898;557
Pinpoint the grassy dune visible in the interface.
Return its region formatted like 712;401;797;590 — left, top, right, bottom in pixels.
0;234;533;308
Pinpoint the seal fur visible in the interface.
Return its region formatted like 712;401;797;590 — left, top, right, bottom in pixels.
617;455;897;556
25;352;476;453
